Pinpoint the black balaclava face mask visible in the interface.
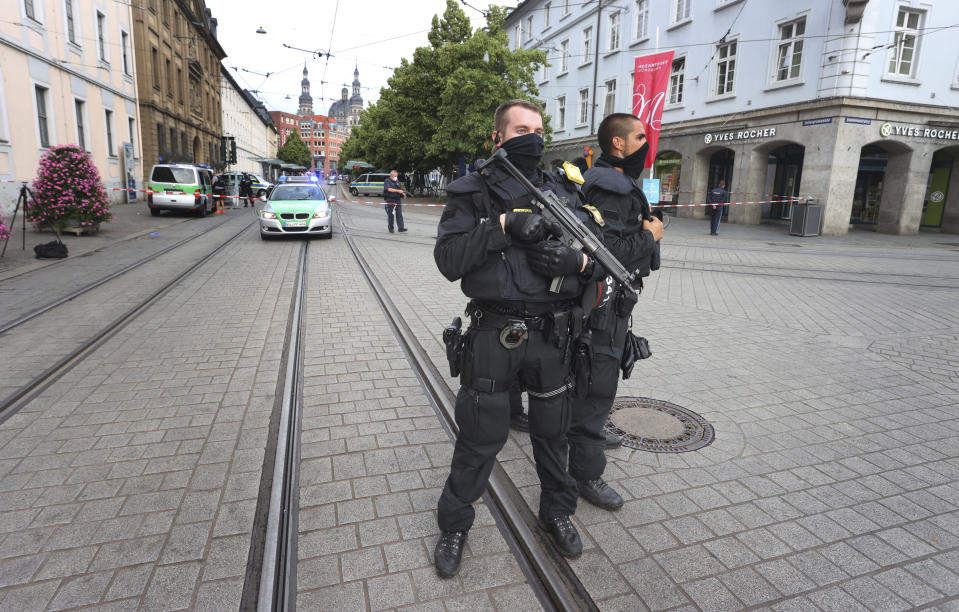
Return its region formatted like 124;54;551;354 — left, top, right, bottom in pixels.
599;141;649;179
500;133;545;176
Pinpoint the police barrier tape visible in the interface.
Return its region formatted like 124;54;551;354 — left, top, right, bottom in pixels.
1;179;805;209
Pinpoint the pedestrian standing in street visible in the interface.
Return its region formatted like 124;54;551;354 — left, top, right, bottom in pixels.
708;179;730;235
211;173;226;214
572;113;663;511
384;170;408;233
433;99;596;577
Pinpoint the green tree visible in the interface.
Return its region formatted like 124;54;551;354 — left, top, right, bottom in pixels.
339;0;546;178
277;130;312;169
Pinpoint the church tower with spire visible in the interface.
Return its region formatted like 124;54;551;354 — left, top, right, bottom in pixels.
298;64;313;117
348;66;363;127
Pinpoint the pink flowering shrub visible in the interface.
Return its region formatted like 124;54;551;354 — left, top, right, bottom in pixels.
26;145;112;231
0;214;9;241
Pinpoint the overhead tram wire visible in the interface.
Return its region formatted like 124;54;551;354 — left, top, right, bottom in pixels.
321;0;341;83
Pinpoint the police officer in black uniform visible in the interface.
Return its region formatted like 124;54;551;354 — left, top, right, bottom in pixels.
571;113;663;511
433;100;595;578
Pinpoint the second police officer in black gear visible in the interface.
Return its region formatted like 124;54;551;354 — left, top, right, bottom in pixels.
571;113;663;511
433;100;596;578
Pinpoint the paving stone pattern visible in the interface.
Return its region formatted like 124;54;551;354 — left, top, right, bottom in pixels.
0;224;299;611
295;230;537;610
342;202;959;611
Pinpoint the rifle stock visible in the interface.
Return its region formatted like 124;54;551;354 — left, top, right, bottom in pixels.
477;149;637;297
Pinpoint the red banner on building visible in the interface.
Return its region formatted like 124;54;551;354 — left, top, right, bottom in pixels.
632;51;675;168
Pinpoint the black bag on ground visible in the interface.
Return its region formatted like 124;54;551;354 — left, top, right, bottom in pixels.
34;240;68;259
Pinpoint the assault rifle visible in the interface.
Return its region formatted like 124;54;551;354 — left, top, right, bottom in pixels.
475;148;637;299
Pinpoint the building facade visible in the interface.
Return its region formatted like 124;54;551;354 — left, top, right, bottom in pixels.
131;0;225;184
1;0;142;212
269;111;346;178
220;67;278;177
506;0;959;235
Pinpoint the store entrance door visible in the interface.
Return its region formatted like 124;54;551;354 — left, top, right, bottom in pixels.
708;149;734;190
921;151;953;227
764;144;804;220
851;145;887;225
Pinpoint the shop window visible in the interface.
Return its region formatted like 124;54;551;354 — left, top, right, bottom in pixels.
714;40;737;96
762;144;805;220
653;152;682;206
851;145;887;224
775;18;805;82
921;151;952;228
669;57;685;105
635;0;649;40
888;8;922;77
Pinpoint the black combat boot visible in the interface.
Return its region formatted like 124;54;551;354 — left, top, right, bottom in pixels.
434;530;468;578
540;515;582;558
605;432;623;448
577;478;624;511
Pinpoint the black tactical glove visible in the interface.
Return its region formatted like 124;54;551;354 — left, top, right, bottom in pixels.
528;243;584;277
503;212;561;243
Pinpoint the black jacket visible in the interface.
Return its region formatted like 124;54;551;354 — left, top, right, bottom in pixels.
582;161;658;279
434;167;588;304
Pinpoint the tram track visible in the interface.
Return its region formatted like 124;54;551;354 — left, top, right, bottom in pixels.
0;219;232;334
0;218;258;423
336;215;598;612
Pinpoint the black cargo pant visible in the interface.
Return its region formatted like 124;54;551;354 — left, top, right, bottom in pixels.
437;323;577;532
568;314;628;481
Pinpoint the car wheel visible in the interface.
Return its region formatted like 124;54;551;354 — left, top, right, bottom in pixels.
349;187;358;196
197;206;207;218
150;208;160;217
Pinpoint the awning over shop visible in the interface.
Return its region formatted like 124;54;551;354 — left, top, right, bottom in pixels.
255;157;286;166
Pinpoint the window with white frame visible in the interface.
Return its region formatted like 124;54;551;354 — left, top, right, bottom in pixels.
75;99;86;149
36;85;50;148
514;25;520;49
25;0;39;22
544;2;551;27
669;57;685;104
888;8;922;76
96;12;108;62
578;88;589;124
105;109;115;156
583;27;592;61
715;40;737;95
672;0;691;23
526;15;533;40
563;0;570;15
608;12;621;51
556;95;566;130
635;0;649;39
603;79;617;116
560;39;569;73
65;0;78;44
542;60;549;82
775;17;805;81
121;31;131;75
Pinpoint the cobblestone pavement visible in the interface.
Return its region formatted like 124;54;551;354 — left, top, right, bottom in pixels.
296;229;539;610
339;201;959;611
1;190;958;610
0;223;298;610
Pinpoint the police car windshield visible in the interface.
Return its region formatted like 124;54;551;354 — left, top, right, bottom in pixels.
270;185;325;201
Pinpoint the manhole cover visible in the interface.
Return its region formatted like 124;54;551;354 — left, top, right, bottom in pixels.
606;397;715;453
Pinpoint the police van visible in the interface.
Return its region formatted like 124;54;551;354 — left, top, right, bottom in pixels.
349;173;389;197
147;163;214;217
